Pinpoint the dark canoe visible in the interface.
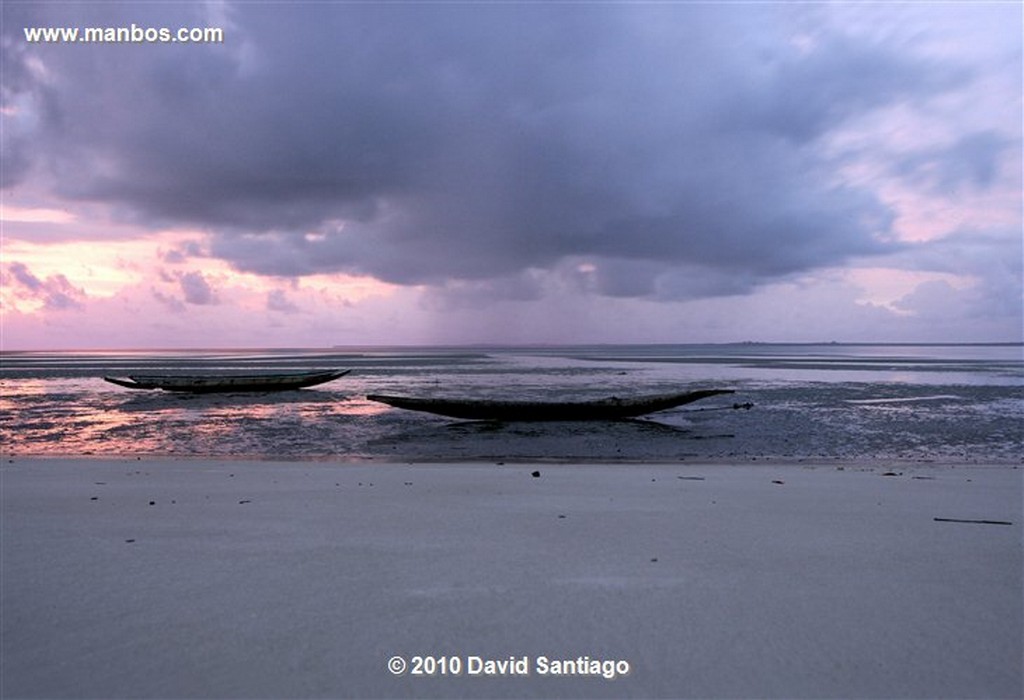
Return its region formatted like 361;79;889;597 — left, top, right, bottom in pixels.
104;369;350;393
367;388;734;421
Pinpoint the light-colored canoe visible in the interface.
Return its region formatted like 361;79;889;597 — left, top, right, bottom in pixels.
104;369;350;393
367;388;734;421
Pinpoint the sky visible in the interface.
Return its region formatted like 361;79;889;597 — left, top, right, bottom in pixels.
1;1;1021;350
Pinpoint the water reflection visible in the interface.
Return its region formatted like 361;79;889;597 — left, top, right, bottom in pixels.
2;345;1021;461
2;383;382;456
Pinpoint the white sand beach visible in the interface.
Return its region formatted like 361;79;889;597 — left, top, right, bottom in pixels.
2;457;1021;699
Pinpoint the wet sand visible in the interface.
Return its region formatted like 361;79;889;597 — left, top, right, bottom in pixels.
2;457;1021;699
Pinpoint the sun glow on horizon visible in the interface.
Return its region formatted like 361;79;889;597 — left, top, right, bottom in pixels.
1;209;402;346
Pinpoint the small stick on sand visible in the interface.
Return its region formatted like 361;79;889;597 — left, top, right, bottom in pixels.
933;517;1013;526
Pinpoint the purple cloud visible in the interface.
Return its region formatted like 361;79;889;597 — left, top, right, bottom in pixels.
178;271;217;306
3;262;86;310
2;1;1019;309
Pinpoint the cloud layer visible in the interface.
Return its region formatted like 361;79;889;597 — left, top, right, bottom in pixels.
8;3;1014;297
2;2;1020;347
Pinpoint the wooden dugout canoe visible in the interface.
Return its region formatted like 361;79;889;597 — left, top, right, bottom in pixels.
103;369;350;393
367;388;734;421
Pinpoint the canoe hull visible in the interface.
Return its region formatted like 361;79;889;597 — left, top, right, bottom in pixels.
367;389;734;421
104;370;350;393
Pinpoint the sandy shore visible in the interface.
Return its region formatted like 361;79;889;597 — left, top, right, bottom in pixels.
2;457;1021;699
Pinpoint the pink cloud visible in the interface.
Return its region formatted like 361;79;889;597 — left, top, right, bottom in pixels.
2;261;86;311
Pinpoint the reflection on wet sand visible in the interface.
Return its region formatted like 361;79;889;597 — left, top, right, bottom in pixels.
5;387;385;456
1;345;1020;462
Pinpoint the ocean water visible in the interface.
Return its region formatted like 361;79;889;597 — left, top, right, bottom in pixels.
1;344;1021;463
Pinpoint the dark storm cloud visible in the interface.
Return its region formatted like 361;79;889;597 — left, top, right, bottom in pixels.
3;3;977;297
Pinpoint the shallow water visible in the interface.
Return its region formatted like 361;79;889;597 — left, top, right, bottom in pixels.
1;344;1021;462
